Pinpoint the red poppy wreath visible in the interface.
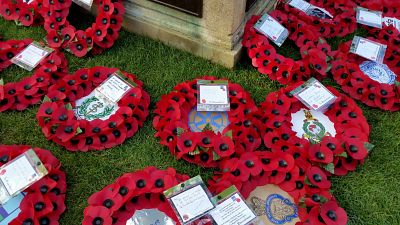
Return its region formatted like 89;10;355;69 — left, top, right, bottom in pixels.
278;0;357;38
0;0;44;26
208;150;348;225
0;145;67;225
243;9;333;85
36;66;150;151
82;167;189;225
0;39;68;112
331;33;400;111
259;83;372;176
41;0;125;57
153;76;264;168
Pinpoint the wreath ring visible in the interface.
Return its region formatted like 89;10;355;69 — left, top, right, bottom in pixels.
259;83;372;176
0;145;67;225
82;167;189;225
208;149;348;225
153;76;264;167
42;0;125;57
36;66;150;151
243;9;333;85
331;30;400;111
0;38;68;112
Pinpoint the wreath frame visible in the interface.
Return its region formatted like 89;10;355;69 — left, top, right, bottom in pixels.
36;66;150;151
0;145;67;225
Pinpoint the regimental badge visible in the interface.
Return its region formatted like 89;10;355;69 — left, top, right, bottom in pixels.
250;194;298;225
302;110;331;144
188;109;229;133
75;95;116;121
359;60;397;85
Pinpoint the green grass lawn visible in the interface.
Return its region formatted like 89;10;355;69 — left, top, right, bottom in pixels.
1;12;400;225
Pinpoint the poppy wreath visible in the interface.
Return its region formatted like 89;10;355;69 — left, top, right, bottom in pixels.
243;10;334;85
41;0;125;57
331;33;400;111
259;83;372;176
153;76;264;168
208;150;348;225
36;66;150;151
0;0;45;26
0;145;67;225
0;39;68;112
278;0;357;38
82;167;189;225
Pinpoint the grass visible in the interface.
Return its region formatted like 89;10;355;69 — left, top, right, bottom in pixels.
1;11;400;225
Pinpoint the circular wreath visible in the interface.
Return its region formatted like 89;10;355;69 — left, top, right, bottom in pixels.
278;0;357;38
82;167;189;225
0;145;66;225
153;76;264;167
243;9;333;85
0;39;68;112
36;66;150;151
208;150;348;225
0;0;44;26
41;0;125;57
331;32;400;111
259;83;372;176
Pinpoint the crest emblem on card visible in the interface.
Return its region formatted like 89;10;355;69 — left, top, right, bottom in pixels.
302;110;331;144
75;96;115;121
360;61;397;84
251;194;298;224
188;109;229;133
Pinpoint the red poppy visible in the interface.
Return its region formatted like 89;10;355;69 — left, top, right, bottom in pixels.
47;30;63;48
82;206;112;225
306;166;331;189
320;201;348;225
344;138;368;160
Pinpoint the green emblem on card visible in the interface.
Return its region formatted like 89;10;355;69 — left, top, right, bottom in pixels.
302;110;330;144
76;96;115;120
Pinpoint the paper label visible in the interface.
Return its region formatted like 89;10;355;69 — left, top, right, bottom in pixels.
73;0;93;10
11;42;52;71
95;73;133;104
246;185;299;225
170;185;214;223
359;61;397;85
0;193;25;225
259;16;285;42
288;0;311;12
308;6;333;19
291;109;336;144
353;38;384;62
210;193;256;225
74;92;118;121
199;85;228;105
126;209;176;225
356;7;382;28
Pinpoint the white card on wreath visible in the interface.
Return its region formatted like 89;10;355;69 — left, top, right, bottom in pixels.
297;83;335;111
199;85;229;105
170;185;214;223
259;15;285;42
11;42;52;71
354;38;383;62
288;0;311;12
210;193;257;225
356;7;382;28
72;0;93;10
383;17;400;31
95;73;132;104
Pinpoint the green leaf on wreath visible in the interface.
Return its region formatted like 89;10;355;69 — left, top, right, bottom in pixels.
213;152;221;161
326;63;332;73
322;163;335;174
364;142;375;153
43;96;51;103
337;151;348;158
224;130;233;139
76;127;83;135
395;81;400;87
223;168;230;173
304;177;313;186
65;103;73;111
0;79;3;86
176;127;185;137
191;147;201;155
202;123;214;132
320;195;328;204
318;38;326;44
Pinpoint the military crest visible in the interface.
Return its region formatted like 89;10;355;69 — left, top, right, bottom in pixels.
188;109;229;133
250;194;298;224
74;93;117;121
